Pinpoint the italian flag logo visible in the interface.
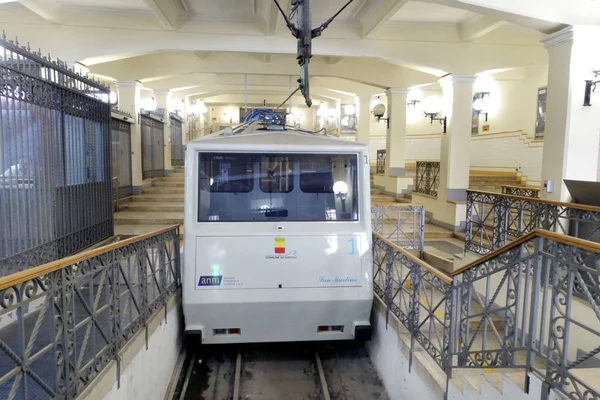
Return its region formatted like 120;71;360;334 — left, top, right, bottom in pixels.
274;237;285;254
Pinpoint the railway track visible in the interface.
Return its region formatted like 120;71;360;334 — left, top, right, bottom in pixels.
169;341;388;400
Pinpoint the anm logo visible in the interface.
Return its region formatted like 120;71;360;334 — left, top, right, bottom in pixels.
198;275;222;286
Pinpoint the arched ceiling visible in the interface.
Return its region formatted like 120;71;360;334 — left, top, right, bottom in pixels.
0;0;568;105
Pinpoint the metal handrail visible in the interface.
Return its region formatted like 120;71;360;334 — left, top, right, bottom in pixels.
465;189;600;255
0;224;180;290
0;225;181;399
373;229;600;399
371;204;425;256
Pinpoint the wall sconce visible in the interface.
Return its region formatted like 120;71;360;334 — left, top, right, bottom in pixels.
406;88;423;107
372;103;389;128
473;91;490;121
422;96;446;133
584;70;600;106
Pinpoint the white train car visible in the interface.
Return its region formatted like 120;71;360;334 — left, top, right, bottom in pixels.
182;120;373;344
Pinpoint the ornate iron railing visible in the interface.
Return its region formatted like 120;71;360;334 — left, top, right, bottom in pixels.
414;161;440;198
373;229;600;400
0;225;181;400
465;190;600;255
502;185;540;198
376;150;386;174
0;33;112;275
372;205;425;257
373;231;455;376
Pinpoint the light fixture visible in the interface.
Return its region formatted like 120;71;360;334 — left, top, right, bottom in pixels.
372;103;389;129
343;104;356;115
140;96;156;112
333;180;348;213
422;96;446;133
584;70;600;107
406;88;423;107
473;91;490;121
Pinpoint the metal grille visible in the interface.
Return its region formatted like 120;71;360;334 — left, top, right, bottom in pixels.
111;116;133;198
170;117;184;166
414;161;440;198
0;225;180;400
0;35;112;276
373;230;600;399
376;150;385;174
372;205;425;257
141;115;165;179
502;185;540;198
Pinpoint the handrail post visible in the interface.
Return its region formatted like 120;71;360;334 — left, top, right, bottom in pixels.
408;260;421;372
419;205;425;258
525;236;543;393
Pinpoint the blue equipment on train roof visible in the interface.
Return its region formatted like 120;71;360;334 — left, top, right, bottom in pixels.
242;109;284;124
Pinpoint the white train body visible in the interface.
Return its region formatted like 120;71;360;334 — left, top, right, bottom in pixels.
182;122;373;344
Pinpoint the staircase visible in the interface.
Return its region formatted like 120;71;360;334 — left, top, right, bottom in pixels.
114;167;185;241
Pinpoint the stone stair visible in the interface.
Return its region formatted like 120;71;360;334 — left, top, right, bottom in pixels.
114;167;185;241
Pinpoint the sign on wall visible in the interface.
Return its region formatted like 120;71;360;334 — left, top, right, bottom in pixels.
535;87;547;139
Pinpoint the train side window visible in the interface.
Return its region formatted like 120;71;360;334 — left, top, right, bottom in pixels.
259;155;294;193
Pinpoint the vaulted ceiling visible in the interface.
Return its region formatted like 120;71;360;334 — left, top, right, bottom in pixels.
0;0;581;106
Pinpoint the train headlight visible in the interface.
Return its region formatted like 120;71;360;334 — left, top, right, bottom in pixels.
333;181;348;196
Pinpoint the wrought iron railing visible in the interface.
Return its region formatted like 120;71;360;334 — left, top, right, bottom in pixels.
0;33;112;275
0;225;181;400
414;161;440;198
502;185;540;198
373;229;600;400
376;150;386;174
465;190;600;255
372;205;425;257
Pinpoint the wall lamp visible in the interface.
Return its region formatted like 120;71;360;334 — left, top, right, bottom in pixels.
584;70;600;106
424;112;447;133
473;91;490;121
406;88;423;107
372;103;389;129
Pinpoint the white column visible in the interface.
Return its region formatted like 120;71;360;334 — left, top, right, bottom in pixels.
438;75;476;203
383;89;413;196
116;81;143;189
356;96;371;146
154;90;172;171
540;26;600;202
182;97;189;145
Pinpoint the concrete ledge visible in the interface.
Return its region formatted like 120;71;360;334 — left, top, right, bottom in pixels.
366;294;446;400
77;290;183;400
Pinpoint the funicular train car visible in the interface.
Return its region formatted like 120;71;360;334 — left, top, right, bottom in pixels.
182;117;373;344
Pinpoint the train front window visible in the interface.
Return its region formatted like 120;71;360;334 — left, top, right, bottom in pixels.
198;153;358;222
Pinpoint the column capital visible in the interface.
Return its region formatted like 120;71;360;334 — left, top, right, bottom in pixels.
438;74;477;86
116;80;143;88
386;88;408;96
541;26;573;49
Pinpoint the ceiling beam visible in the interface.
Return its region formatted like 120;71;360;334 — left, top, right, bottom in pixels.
141;0;179;30
19;0;61;23
266;0;290;35
359;0;409;38
458;15;505;41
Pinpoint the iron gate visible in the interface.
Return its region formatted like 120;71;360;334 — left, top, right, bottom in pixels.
170;115;184;166
0;34;113;276
141;114;165;179
111;114;133;198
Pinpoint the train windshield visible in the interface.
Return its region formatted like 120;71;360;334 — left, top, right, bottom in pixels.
197;152;359;222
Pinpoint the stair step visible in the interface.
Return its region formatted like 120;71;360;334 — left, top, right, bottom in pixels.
133;194;184;202
142;186;185;194
153;181;185;187
115;224;183;240
119;202;184;212
114;211;184;225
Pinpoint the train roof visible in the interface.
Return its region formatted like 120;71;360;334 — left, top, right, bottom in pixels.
186;121;367;152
